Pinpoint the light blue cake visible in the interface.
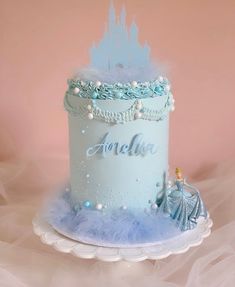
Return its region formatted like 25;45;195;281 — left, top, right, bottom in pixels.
65;77;173;211
45;4;208;247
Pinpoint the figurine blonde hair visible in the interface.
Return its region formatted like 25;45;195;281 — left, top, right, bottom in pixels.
175;167;183;180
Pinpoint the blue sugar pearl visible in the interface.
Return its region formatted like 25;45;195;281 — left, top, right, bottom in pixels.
115;91;123;99
154;85;164;95
92;91;98;99
83;200;92;208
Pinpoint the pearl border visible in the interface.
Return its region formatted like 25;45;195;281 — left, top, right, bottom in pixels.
64;94;175;124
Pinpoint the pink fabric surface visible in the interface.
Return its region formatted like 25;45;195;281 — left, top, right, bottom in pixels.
0;158;235;287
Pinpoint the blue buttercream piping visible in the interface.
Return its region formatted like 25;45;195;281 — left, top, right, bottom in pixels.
66;76;171;100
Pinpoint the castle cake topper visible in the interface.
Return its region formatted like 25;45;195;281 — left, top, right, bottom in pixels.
90;1;151;70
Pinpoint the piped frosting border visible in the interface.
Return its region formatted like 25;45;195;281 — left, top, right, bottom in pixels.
66;75;172;100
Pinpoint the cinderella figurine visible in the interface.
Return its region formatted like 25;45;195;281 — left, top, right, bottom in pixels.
159;168;208;231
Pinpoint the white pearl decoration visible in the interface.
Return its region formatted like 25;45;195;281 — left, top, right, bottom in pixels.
80;81;85;86
95;203;103;210
64;94;175;124
87;105;92;111
73;87;80;94
136;100;142;110
165;85;171;91
151;203;158;210
88;112;94;120
95;81;102;88
167;180;173;188
158;76;164;82
134;111;142;119
131;80;138;88
171;106;175;111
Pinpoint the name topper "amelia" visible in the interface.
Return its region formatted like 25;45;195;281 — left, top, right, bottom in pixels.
86;133;158;157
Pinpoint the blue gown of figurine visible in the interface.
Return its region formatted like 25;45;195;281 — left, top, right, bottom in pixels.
159;179;207;231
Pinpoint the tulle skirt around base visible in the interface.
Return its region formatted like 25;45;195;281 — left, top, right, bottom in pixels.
43;191;184;247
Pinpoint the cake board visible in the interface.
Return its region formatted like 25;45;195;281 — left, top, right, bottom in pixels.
33;214;213;262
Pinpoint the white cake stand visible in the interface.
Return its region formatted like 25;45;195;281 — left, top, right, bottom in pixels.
33;215;212;262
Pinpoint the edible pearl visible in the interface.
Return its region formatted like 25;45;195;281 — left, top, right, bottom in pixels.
87;105;92;111
92;91;98;99
171;106;175;111
131;80;138;88
165;85;171;91
151;203;158;210
96;203;103;210
88;112;94;120
155;85;164;94
115;91;123;99
80;81;85;86
83;200;92;208
135;111;142;119
167;180;172;188
95;81;101;88
136;101;142;110
73;87;80;94
158;76;164;82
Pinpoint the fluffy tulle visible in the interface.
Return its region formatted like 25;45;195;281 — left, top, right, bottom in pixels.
44;191;181;247
74;65;163;84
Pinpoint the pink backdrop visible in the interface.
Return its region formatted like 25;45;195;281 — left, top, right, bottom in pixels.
1;0;235;178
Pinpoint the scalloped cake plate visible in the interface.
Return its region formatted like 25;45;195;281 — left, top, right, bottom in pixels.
33;215;213;262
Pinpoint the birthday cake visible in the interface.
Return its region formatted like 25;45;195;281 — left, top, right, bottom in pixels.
45;4;208;247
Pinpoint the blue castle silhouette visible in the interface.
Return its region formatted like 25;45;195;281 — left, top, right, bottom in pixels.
90;2;151;70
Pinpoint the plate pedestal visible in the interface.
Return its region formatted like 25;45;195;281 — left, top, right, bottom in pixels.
33;215;212;262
